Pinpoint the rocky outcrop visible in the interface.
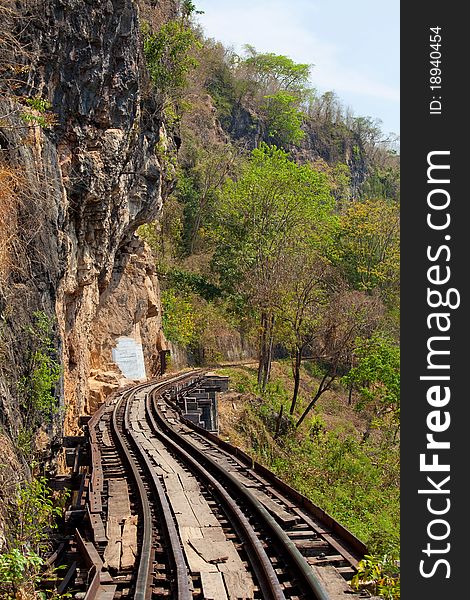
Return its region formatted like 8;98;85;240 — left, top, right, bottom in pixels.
219;102;367;192
86;236;168;415
0;0;177;441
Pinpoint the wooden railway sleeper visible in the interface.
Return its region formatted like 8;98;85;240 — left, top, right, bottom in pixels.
144;391;290;600
150;389;331;600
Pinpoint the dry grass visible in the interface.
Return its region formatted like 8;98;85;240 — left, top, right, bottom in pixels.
0;160;43;295
215;360;373;443
0;166;21;286
0;1;34;98
138;0;180;32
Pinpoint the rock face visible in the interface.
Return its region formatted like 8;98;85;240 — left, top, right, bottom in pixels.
0;433;24;551
0;0;176;439
219;98;368;194
86;236;168;416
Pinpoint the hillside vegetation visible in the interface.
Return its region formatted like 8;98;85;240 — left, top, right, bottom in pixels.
0;0;399;597
215;362;399;555
138;3;400;597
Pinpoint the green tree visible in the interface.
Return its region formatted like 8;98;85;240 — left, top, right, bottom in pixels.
161;289;196;346
295;290;383;428
212;144;334;389
276;253;336;415
343;334;400;440
180;0;204;22
181;142;237;254
242;46;311;93
143;19;200;105
261;91;305;146
336;198;400;302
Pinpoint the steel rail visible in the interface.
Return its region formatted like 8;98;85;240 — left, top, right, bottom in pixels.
150;387;331;600
123;384;192;600
144;389;287;600
94;371;333;599
108;373;203;599
174;407;366;562
111;389;153;600
162;374;365;563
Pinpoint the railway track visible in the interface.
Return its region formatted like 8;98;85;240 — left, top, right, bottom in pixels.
70;371;368;600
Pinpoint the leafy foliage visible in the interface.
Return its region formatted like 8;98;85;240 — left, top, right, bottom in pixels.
212;144;333;296
0;548;44;597
196;42;313;147
261;91;305;146
143;19;200;99
12;476;62;553
0;473;65;598
181;0;204;20
242;46;311;93
344;334;400;428
161;289;196;346
19;95;56;129
275;254;334;414
309;159;352;209
335;198;400;300
18;311;62;442
212;144;335;388
352;554;400;599
177;141;238;254
361;163;400;201
166;268;220;301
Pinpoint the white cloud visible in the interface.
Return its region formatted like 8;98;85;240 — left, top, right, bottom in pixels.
197;0;399;111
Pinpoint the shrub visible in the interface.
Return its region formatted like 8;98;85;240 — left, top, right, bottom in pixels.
12;475;63;553
161;289;196;346
352;554;400;599
143;20;200;99
0;548;43;597
20;95;56;129
18;311;62;444
0;472;65;598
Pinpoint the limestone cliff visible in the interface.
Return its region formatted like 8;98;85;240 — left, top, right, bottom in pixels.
0;0;177;446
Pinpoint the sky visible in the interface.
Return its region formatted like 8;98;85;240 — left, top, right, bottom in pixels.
195;0;400;139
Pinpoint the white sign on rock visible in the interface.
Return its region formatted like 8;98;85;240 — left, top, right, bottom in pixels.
112;336;146;380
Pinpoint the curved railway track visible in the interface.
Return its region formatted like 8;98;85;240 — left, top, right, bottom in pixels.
75;371;367;600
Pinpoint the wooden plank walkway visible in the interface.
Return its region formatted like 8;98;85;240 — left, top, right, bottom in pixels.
309;565;354;600
128;394;255;598
103;517;121;571
200;572;228;600
101;479;136;571
121;515;138;569
107;479;131;523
